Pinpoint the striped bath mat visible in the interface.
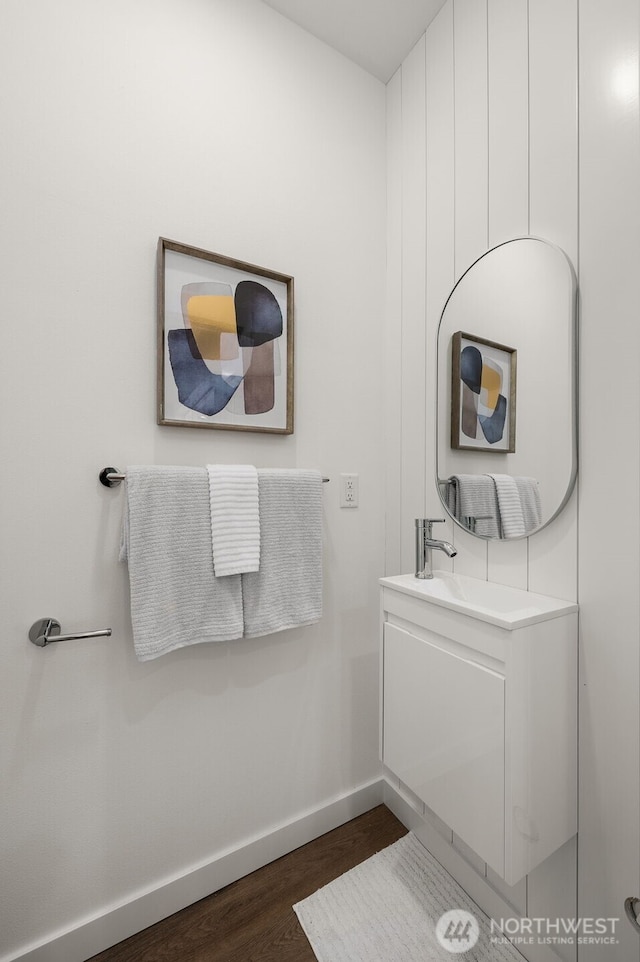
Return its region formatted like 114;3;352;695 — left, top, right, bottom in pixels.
294;832;524;961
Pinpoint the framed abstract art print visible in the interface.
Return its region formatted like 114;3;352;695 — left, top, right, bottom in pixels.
157;238;294;434
451;331;516;452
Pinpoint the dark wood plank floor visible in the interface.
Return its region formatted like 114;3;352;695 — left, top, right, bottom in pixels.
88;804;407;962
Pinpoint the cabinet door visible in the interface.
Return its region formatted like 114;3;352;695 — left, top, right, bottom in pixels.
383;622;505;873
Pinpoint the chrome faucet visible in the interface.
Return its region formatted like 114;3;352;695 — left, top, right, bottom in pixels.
415;518;457;579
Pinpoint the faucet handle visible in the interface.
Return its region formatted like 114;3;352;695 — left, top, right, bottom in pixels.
416;518;446;536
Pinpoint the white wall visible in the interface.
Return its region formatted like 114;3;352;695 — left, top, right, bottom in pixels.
0;1;386;958
388;2;640;961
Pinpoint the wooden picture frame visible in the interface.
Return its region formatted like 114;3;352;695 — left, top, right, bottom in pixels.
451;331;516;452
157;237;294;434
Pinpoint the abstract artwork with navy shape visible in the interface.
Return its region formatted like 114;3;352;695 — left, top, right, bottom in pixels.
451;332;516;453
157;238;294;434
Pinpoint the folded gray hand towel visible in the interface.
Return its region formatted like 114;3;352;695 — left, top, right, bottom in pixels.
242;469;323;638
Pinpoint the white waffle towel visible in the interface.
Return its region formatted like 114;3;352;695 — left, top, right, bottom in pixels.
206;464;260;577
488;473;526;538
514;476;542;533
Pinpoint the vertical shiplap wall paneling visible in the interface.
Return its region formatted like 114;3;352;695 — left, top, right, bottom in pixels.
528;837;579;962
527;0;579;602
385;69;403;576
453;0;490;274
487;0;530;245
452;0;490;579
486;0;530;589
528;0;579;263
525;1;578;954
425;1;456;560
399;38;428;573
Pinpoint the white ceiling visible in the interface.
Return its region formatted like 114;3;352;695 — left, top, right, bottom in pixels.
261;0;448;82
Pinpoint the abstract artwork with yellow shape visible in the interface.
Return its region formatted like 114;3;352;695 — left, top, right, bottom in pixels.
186;295;237;360
478;357;503;415
159;237;293;433
451;331;516;452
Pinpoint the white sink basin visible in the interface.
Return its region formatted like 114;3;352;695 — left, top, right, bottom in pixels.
379;571;577;630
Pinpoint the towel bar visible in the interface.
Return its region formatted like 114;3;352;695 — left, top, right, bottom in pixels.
99;467;330;487
29;618;112;648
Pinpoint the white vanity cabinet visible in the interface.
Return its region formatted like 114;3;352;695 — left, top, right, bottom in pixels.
380;573;578;885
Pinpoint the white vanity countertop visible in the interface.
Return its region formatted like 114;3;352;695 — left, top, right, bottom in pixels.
380;571;578;630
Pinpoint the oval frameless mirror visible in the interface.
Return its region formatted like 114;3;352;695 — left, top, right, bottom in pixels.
436;237;577;540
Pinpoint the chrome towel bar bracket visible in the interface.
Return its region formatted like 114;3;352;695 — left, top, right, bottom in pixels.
29;618;112;648
99;466;330;486
99;467;124;487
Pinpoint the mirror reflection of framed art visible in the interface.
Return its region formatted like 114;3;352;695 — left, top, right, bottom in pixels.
451;331;516;453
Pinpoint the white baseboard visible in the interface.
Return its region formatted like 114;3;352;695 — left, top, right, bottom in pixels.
4;779;384;962
6;776;568;962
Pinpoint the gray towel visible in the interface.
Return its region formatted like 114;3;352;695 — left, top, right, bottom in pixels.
120;465;244;661
514;476;542;533
488;473;525;538
242;469;323;638
445;475;500;539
